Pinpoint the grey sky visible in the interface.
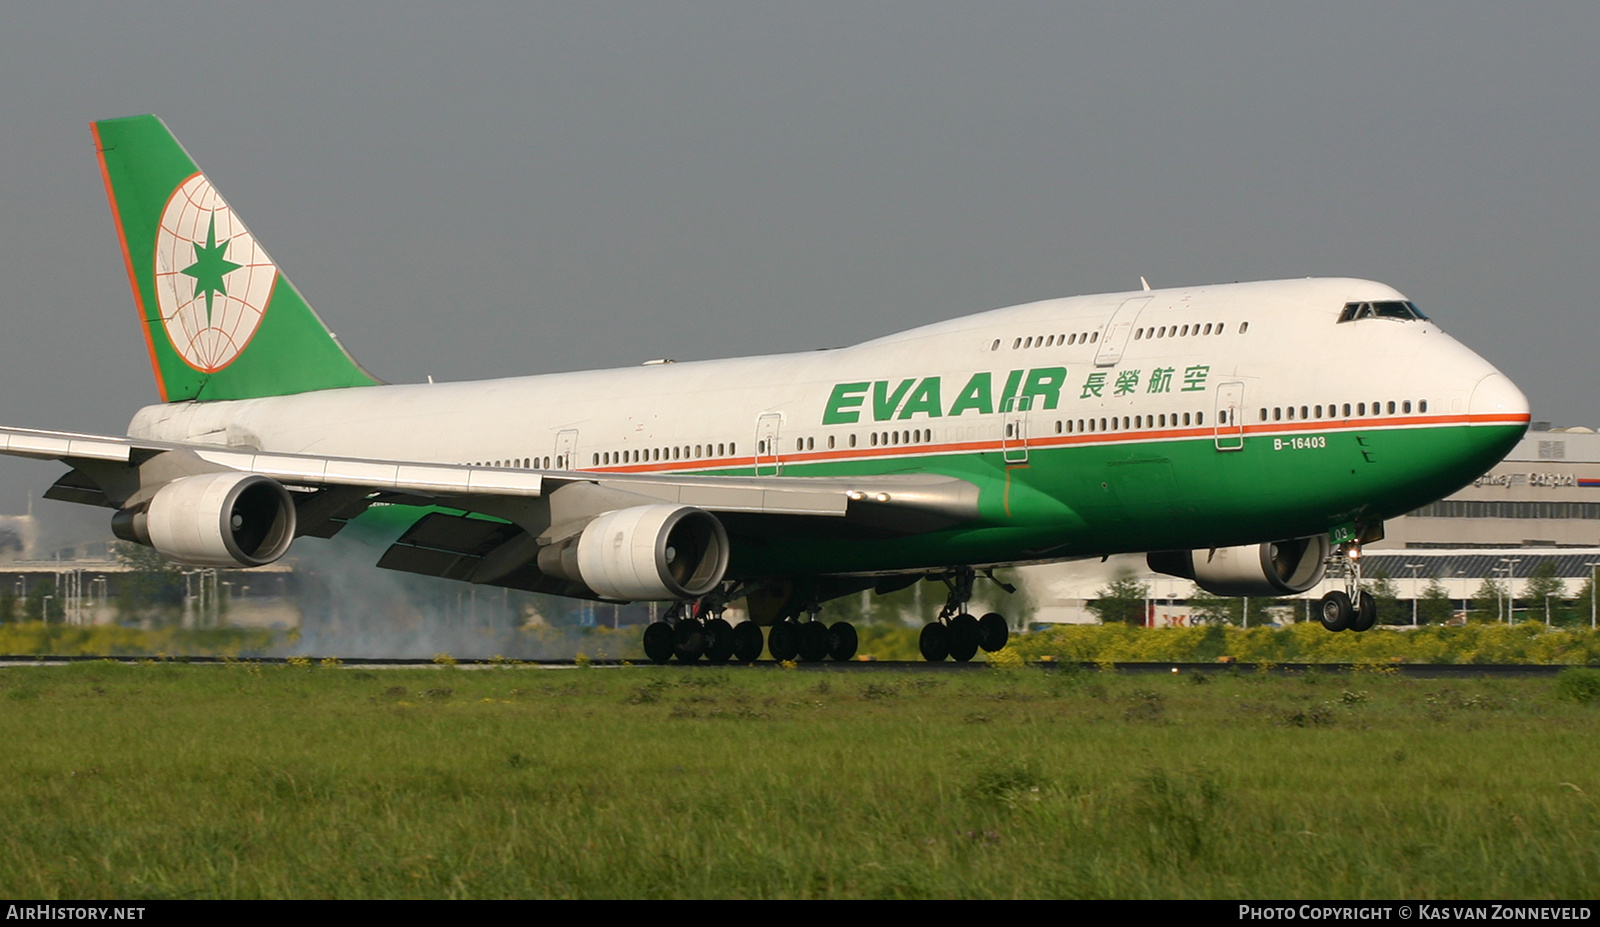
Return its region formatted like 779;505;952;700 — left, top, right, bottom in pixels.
0;2;1595;516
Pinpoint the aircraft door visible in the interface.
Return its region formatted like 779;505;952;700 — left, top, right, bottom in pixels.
755;413;783;475
1094;295;1153;367
1214;382;1244;451
555;429;578;470
1002;396;1031;464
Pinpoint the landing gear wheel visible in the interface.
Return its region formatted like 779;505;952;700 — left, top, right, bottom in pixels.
978;612;1009;653
1351;590;1378;632
674;617;706;662
1319;591;1353;632
948;613;980;662
642;621;675;665
919;622;950;662
768;621;800;662
732;621;765;662
797;620;831;662
828;621;858;662
703;617;735;663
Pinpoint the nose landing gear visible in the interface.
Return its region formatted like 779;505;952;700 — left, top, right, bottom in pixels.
1319;540;1377;632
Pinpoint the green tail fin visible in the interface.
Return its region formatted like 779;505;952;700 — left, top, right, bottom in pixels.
93;115;381;402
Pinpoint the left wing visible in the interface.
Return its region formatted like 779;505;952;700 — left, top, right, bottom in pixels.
1;425;980;600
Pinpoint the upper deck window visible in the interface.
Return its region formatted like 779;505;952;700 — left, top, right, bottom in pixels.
1337;300;1428;323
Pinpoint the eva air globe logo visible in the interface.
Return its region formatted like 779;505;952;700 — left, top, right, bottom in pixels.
153;174;276;372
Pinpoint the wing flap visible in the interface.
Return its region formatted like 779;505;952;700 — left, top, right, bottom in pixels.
375;511;586;596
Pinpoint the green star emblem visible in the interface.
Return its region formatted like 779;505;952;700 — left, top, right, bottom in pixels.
180;212;242;325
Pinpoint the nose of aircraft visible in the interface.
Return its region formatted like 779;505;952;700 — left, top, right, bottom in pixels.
1469;372;1531;422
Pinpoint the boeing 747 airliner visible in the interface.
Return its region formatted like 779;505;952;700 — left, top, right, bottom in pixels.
0;116;1531;662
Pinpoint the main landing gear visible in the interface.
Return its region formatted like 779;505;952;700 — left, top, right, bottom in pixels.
641;588;858;664
1318;540;1377;633
919;566;1011;662
766;610;858;663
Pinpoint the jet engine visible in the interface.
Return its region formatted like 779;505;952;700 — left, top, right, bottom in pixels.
538;504;730;601
112;472;297;568
1147;535;1330;597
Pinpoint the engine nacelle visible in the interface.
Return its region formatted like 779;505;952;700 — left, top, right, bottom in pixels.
113;472;297;568
539;504;729;601
1148;535;1330;597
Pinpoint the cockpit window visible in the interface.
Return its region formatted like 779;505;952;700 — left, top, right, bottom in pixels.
1337;300;1428;323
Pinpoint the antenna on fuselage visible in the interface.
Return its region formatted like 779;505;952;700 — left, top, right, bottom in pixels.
1140;276;1152;292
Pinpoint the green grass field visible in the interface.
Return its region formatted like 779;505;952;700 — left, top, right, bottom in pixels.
1;661;1596;899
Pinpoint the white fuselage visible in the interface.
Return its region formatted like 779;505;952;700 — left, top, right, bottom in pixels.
126;278;1525;476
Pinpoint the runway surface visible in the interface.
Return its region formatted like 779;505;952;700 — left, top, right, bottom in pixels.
0;654;1586;676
